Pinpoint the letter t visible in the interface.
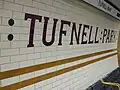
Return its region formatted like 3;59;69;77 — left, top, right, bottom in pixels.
25;13;42;47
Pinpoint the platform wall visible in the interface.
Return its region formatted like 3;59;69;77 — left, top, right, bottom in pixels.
0;0;120;90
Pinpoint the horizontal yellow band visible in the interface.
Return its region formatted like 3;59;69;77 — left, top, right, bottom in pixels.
0;52;117;90
0;49;117;80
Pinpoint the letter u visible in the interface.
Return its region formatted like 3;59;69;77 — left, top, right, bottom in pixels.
42;17;58;46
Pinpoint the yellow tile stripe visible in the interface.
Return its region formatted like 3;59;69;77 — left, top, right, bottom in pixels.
0;49;117;80
0;52;117;90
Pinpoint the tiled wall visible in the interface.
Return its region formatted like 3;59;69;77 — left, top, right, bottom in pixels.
0;0;120;90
